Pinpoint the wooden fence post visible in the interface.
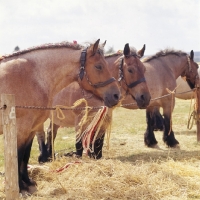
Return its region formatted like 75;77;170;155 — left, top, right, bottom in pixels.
1;94;19;199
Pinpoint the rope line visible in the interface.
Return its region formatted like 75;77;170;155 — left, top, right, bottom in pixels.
0;88;195;112
1;88;192;111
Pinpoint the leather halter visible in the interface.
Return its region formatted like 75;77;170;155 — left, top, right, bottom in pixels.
183;55;198;89
118;57;146;91
79;48;116;88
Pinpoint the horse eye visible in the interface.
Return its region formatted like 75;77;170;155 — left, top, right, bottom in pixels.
95;65;102;70
128;68;134;73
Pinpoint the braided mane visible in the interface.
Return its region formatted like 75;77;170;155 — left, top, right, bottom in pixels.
142;49;188;62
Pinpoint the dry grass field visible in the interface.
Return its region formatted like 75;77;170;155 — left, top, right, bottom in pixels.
0;98;200;199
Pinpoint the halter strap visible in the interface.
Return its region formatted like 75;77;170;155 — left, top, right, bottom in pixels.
79;48;88;80
127;77;146;88
91;77;116;88
80;48;87;68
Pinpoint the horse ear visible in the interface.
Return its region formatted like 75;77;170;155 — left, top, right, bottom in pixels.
102;40;106;48
138;44;146;58
123;43;130;57
190;50;194;60
91;39;100;54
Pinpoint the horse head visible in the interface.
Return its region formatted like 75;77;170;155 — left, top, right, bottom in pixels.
121;43;151;108
78;39;121;108
182;50;199;89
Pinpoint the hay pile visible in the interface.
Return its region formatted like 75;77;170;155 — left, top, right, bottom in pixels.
18;155;200;200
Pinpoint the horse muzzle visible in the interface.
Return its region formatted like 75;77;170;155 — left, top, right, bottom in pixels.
103;87;121;108
134;92;151;109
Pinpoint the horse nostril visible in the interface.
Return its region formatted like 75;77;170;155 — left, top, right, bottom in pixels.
141;95;145;101
114;94;119;101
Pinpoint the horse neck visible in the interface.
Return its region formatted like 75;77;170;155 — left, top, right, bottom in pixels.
151;55;188;79
27;48;81;97
106;55;122;80
106;55;128;97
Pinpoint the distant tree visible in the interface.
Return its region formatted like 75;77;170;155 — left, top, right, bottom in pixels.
14;46;20;52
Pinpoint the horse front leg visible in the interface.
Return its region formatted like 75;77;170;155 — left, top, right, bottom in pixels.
75;140;84;158
18;145;28;193
144;108;158;147
19;136;37;194
152;106;164;131
88;132;105;159
46;121;59;160
163;110;179;147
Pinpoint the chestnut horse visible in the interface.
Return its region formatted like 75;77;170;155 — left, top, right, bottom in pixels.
0;39;121;194
121;49;199;147
149;67;200;131
36;43;151;161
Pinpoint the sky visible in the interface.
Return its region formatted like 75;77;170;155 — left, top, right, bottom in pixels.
0;0;199;56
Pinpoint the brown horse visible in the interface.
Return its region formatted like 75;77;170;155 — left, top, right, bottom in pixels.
36;43;151;161
0;39;121;194
149;67;200;131
121;49;199;147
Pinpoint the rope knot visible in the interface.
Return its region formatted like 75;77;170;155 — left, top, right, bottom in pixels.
166;88;176;94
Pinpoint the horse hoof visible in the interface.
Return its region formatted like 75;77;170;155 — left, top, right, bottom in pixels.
38;157;49;163
169;144;180;149
20;184;37;197
20;181;32;196
20;190;31;197
28;184;37;194
165;139;179;148
38;154;51;163
74;154;82;159
144;139;158;147
29;179;37;186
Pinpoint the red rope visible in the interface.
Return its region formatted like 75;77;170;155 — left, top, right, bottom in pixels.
55;161;82;173
82;106;108;153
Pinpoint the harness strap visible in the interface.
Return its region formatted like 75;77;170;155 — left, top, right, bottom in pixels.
79;48;87;80
80;48;87;67
91;77;116;88
127;77;146;88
